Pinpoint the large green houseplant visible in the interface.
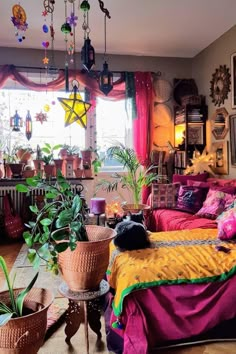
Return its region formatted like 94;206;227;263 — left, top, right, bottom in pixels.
95;143;159;209
16;170;116;291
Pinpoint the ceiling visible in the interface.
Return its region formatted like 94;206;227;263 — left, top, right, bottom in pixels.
1;0;236;58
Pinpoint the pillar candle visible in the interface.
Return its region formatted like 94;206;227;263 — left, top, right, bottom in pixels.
90;198;106;215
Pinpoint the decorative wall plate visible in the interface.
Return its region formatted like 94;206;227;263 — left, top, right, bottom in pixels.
209;65;231;107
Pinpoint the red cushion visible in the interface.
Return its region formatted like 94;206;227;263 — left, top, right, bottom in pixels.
173;173;208;185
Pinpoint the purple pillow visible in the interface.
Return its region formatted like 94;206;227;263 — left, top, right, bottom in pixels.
176;185;207;213
196;189;235;220
217;207;236;240
173;173;208;185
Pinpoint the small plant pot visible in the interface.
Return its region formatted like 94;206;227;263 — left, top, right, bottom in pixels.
44;164;55;178
0;287;53;354
81;150;92;160
22;169;35;178
8;163;25;178
83;168;92;178
74;169;83;178
17;149;32;164
54;159;64;174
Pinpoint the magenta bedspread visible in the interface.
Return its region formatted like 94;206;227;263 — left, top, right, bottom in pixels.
109;277;236;353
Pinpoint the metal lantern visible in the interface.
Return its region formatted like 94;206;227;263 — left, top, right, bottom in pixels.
99;61;113;95
10;110;23;131
81;38;95;71
25;110;32;140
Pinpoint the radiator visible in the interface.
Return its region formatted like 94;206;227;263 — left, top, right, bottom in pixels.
0;184;79;215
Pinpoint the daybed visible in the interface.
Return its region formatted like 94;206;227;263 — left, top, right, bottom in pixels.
104;175;236;353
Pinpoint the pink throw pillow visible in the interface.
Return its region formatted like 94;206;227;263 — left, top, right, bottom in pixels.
152;183;180;209
187;180;214;189
173;173;208;185
196;189;235;220
176;185;207;213
217;207;236;240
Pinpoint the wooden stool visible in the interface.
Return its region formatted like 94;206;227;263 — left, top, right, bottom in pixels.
59;280;109;354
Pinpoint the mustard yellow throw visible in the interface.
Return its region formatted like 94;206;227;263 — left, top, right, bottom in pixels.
107;228;236;316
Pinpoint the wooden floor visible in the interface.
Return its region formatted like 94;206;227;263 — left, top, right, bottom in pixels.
0;241;236;354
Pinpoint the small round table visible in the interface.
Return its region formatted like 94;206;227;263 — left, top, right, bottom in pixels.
59;279;109;354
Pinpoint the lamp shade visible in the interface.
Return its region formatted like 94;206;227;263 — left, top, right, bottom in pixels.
90;198;106;215
99;61;113;95
81;38;95;71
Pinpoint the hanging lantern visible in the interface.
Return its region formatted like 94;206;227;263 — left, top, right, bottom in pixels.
99;61;113;95
25;110;32;140
10;110;23;131
81;38;95;71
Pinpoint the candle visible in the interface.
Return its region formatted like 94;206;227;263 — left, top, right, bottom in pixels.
90;198;106;215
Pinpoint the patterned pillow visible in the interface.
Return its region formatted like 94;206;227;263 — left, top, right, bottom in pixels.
196;189;235;219
176;185;207;213
172;173;208;185
152;183;180;209
217;207;236;240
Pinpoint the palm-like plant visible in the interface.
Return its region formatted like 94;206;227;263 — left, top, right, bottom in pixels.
95;143;159;207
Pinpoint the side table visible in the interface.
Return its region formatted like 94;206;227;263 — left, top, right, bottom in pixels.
59;279;109;354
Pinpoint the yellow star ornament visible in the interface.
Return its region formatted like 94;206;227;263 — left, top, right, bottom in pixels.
185;148;216;176
58;84;91;128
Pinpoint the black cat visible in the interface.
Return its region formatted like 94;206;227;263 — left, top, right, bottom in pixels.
114;220;150;251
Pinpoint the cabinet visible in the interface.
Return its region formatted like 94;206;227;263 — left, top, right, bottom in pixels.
174;104;208;174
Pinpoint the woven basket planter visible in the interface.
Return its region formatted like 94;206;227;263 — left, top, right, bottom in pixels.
55;225;116;292
0;287;54;354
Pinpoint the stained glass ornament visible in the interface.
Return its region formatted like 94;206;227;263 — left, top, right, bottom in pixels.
10;110;23;131
25;110;32;140
43;104;50;112
81;38;95;71
57;81;91;128
35;111;47;124
11;4;28;42
99;61;113;95
61;22;72;34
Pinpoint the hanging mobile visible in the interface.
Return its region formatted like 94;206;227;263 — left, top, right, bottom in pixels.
11;4;28;43
42;5;50;66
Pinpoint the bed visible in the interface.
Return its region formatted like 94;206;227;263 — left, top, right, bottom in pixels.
104;228;236;354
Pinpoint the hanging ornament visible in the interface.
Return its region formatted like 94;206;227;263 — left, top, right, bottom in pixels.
57;80;91;128
10;110;23;131
80;0;95;71
25;110;32;140
35;111;47;124
48;5;59;78
43;103;50;112
11;4;28;43
67;0;78;64
42;6;50;67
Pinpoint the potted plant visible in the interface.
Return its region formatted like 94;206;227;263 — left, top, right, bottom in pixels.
16;170;116;291
16;144;34;164
95;143;159;213
41;143;62;178
0;256;53;353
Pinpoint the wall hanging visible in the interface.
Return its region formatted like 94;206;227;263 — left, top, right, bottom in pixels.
209;65;231;107
211;107;229;140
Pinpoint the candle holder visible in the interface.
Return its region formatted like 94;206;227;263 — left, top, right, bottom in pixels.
90;198;106;226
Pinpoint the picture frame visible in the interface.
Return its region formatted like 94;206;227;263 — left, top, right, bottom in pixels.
229;114;236;166
211;141;229;175
231;52;236;109
187;125;203;145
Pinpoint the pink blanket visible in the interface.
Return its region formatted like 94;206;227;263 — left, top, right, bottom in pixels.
109;277;236;353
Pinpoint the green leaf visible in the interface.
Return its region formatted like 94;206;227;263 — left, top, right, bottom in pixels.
52;229;69;241
26;177;40;187
45;192;58;199
16;184;28;193
27;249;37;264
38;244;51;261
72;195;82;216
41;147;51;154
23;231;33;247
56;210;73;228
70;221;82;233
0;302;13;314
0;313;13;326
52;144;62;151
16;272;39;316
54;242;69;253
0;257;17;314
69;241;77;251
40;218;52;226
29;205;39;214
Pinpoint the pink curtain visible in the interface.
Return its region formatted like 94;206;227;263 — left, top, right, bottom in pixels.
0;65;125;100
133;72;153;165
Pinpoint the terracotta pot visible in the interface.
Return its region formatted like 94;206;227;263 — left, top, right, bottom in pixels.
55;225;116;291
59;148;68;159
7;163;25;178
73;156;82;170
17;149;32;163
53;159;64;174
22;169;35;178
81;150;92;160
122;203;151;216
73;169;83;178
83;168;92;178
43;164;55;178
0;287;53;354
33;159;44;171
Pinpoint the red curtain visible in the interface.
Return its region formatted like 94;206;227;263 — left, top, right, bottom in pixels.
133;72;153;165
0;65;126;100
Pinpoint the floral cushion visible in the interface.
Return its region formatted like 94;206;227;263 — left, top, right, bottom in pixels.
152;183;180;209
176;185;207;213
217;206;236;240
196;189;235;220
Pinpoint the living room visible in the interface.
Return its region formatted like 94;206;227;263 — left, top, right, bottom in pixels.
1;1;236;353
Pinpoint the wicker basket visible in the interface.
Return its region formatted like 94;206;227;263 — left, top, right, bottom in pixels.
56;225;116;292
0;288;54;354
122;203;151;215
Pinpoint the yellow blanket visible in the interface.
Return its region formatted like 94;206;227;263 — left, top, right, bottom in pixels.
107;228;236;316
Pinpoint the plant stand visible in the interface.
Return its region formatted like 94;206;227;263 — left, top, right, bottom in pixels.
59;279;109;354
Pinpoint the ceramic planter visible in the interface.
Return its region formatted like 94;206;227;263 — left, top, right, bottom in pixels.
0;287;53;354
54;225;116;292
43;164;55;178
7;163;25;178
73;168;83;178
